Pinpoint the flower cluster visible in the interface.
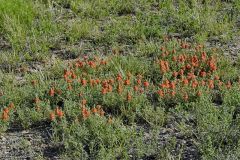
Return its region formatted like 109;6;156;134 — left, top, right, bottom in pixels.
1;102;14;121
155;40;233;102
1;38;238;125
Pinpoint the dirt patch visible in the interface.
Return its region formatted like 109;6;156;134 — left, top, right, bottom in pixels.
223;36;240;62
134;113;200;159
0;121;61;160
0;35;11;51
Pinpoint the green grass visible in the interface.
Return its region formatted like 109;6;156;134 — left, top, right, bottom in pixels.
0;0;240;159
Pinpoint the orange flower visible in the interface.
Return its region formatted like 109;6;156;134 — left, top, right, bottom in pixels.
172;71;178;77
57;110;64;118
88;61;96;68
160;83;168;89
182;78;189;86
172;56;177;62
90;79;95;87
116;73;122;82
208;57;217;71
100;60;107;65
171;91;176;97
159;60;169;73
102;80;109;89
181;43;188;49
186;64;191;70
191;80;198;88
64;76;69;82
49;88;55;97
137;79;141;85
1;110;9;121
108;79;115;85
76;60;84;68
208;80;214;89
187;72;196;80
199;71;207;77
101;88;108;94
49;112;55;121
191;55;199;67
64;69;71;76
127;92;132;102
82;107;90;119
81;79;87;86
178;54;186;63
71;70;77;79
179;69;184;76
170;81;176;90
91;107;98;114
143;81;150;88
201;80;206;86
163;81;171;88
3;108;9;114
196;91;202;97
55;106;60;115
95;78;101;84
157;90;164;97
134;86;139;92
201;51;207;61
8;102;15;109
67;79;73;83
124;79;131;85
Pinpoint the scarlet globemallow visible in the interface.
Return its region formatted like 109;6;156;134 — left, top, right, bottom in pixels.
124;79;131;85
3;108;9;114
50;112;55;121
1;111;9;121
91;107;97;114
8;102;14;109
57;110;64;118
134;86;139;92
127;92;132;102
143;81;150;88
157;90;164;97
49;88;55;97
